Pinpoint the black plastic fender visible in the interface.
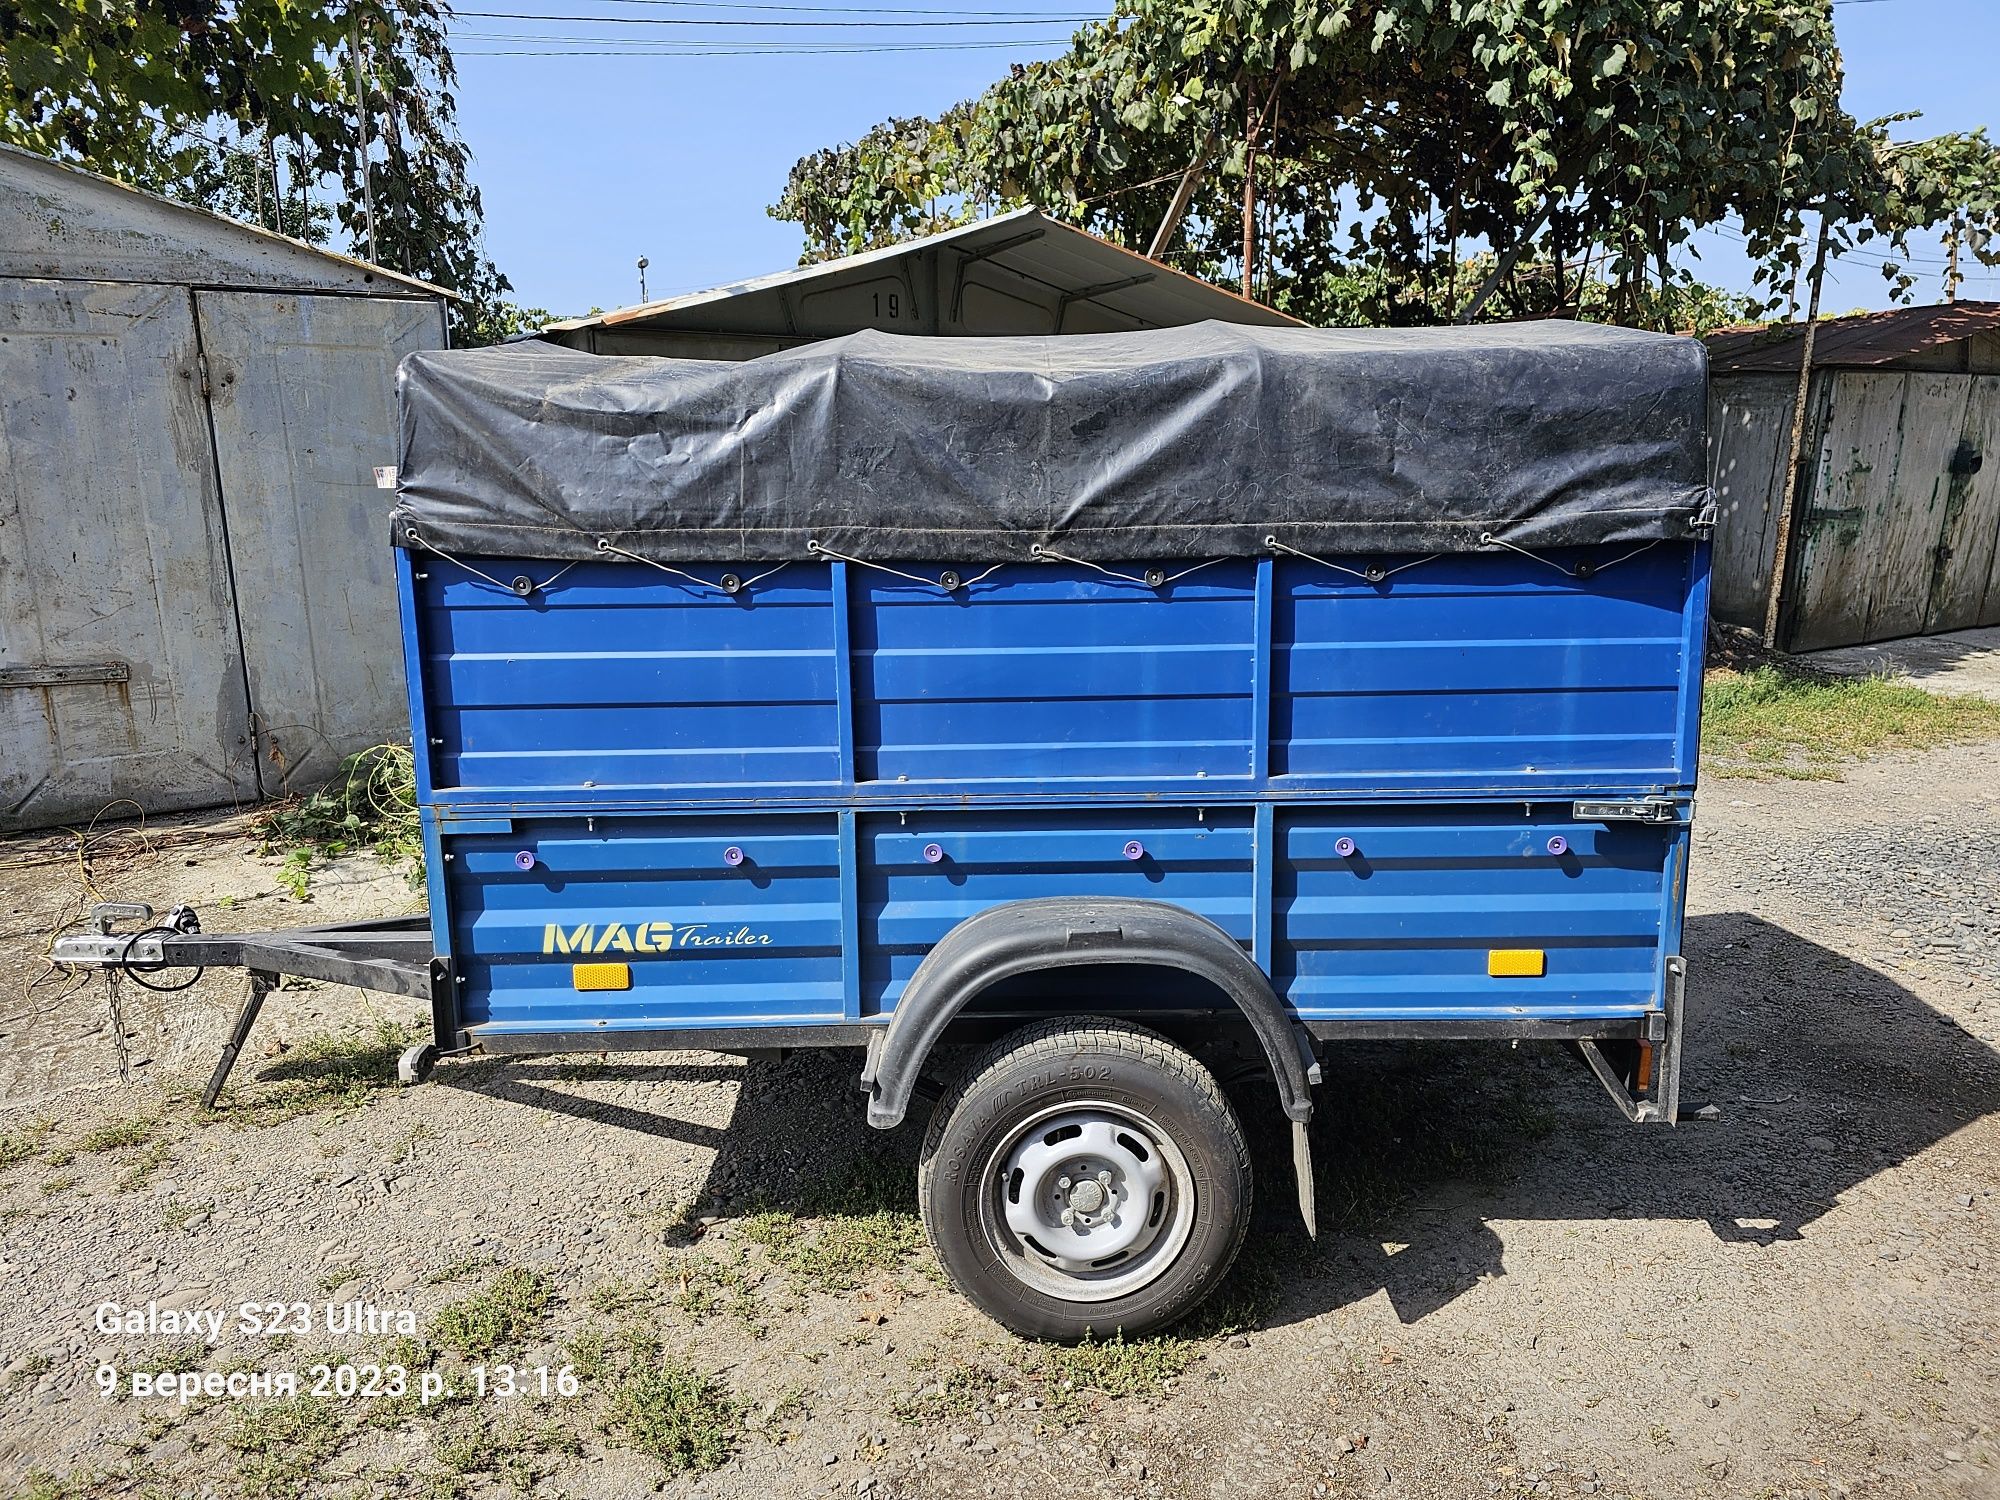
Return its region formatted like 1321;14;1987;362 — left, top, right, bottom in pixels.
861;896;1320;1128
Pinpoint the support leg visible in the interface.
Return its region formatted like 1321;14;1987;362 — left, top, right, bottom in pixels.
201;970;275;1110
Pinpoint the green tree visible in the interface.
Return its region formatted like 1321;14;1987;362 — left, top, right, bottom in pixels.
769;0;2000;328
1;0;517;345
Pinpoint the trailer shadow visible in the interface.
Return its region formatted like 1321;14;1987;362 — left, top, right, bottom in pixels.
431;910;1999;1338
1267;909;2000;1329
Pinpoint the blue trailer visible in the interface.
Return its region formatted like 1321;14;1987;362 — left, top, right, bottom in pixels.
60;321;1712;1339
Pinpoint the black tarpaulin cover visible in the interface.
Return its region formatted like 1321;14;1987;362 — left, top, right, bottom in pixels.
391;320;1710;563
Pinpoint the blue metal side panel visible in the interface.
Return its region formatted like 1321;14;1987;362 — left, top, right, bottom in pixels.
850;563;1258;786
1273;547;1694;789
1274;807;1670;1020
395;549;454;974
408;542;1709;1036
857;809;1254;1014
449;814;844;1034
416;561;840;793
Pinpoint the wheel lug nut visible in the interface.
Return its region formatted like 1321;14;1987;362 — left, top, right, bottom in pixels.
1060;1208;1075;1227
1057;1176;1071;1190
1096;1170;1112;1187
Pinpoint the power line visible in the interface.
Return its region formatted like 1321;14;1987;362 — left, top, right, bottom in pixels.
456;36;1073;51
455;7;1090;22
458;27;1072;40
528;0;1090;11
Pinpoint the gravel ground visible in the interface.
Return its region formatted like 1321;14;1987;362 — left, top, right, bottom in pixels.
0;745;1995;1500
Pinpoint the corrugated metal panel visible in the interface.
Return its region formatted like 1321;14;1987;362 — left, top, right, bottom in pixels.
537;209;1299;358
1706;374;1801;628
1706;302;2000;374
195;290;445;792
0;278;257;828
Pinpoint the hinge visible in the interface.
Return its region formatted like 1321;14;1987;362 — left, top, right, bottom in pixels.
196;350;212;398
1573;797;1683;825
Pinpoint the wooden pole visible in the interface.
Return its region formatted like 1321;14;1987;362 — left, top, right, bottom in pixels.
1763;212;1832;649
1241;94;1259;298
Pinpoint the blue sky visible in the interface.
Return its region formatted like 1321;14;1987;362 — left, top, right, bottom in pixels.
450;0;1999;318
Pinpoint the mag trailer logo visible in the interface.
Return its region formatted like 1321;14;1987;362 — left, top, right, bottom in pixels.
541;918;774;955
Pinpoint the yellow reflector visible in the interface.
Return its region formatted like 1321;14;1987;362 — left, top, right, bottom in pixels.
572;962;631;992
1488;948;1546;978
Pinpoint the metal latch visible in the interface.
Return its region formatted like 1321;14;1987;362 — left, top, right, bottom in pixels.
1573;797;1682;825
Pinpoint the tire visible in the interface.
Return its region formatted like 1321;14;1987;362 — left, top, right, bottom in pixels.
917;1017;1252;1342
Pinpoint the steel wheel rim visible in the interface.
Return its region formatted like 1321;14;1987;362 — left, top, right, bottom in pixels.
978;1099;1197;1304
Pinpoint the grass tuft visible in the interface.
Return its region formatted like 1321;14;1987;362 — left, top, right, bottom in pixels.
218;1019;419;1123
602;1361;740;1473
221;1396;346;1498
431;1268;554;1357
739;1153;927;1294
1701;666;2000;778
76;1116;155;1154
0;1119;55;1171
1035;1333;1196;1419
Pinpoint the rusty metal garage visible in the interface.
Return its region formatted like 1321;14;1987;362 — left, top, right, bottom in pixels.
0;144;448;831
1707;304;2000;653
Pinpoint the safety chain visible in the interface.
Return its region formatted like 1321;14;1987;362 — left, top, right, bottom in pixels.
596;538;791;597
806;539;1004;594
104;970;131;1085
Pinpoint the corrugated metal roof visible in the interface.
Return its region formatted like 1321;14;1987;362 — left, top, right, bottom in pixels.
0;142;454;299
541;207;1302;340
1705;301;2000;374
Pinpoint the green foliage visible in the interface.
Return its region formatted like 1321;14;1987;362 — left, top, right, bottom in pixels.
220;1396;347;1499
75;1116;155;1154
601;1360;740;1473
431;1268;555;1358
258;743;421;898
0;2;513;344
739;1153;928;1293
1036;1332;1196;1417
0;1118;55;1171
770;0;2000;328
1702;666;2000;778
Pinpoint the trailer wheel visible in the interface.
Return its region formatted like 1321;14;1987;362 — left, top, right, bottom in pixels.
917;1017;1251;1341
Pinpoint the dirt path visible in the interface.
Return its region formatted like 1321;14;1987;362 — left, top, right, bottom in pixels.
0;747;1995;1500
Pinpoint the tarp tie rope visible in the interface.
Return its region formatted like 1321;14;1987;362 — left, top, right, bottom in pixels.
1264;537;1441;584
805;540;1002;594
596;538;790;596
1031;544;1226;588
405;527;580;597
1479;531;1662;580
